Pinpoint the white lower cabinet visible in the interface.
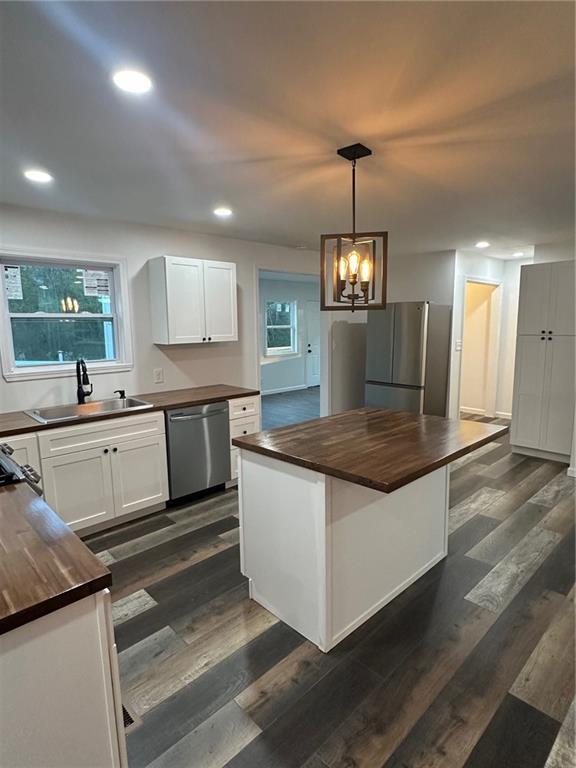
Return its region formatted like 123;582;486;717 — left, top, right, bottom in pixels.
42;446;116;529
111;434;169;517
1;433;41;476
228;395;261;485
40;413;168;531
0;590;127;768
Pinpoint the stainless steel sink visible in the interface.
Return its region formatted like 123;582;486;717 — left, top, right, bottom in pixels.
25;398;153;425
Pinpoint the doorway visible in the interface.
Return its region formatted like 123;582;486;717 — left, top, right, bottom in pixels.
460;279;502;417
257;270;321;430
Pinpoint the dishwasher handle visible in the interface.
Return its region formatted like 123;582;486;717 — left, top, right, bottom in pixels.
169;410;228;422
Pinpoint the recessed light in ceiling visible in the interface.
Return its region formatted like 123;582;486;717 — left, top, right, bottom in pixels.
513;251;525;258
475;241;490;249
112;69;153;94
23;168;53;184
213;207;233;218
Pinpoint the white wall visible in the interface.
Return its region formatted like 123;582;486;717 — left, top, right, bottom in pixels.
0;204;319;412
533;239;575;263
259;276;320;395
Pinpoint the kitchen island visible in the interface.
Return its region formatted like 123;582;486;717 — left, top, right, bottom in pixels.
233;408;507;652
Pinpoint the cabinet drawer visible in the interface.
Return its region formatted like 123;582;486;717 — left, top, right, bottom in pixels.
1;433;41;481
230;415;260;444
229;396;260;420
38;412;165;459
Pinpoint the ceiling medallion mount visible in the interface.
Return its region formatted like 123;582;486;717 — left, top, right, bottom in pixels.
320;143;388;312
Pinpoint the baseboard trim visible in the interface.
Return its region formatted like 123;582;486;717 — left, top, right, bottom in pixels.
495;411;512;419
460;407;485;415
568;466;576;478
261;385;308;396
511;444;570;465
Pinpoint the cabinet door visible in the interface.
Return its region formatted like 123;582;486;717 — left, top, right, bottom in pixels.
3;434;40;475
549;261;575;335
541;336;575;455
42;448;115;530
166;256;206;343
203;261;238;342
517;263;552;336
511;336;547;448
110;435;168;518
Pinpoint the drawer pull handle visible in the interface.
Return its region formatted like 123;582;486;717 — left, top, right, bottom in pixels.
243;430;247;435
242;406;247;411
112;447;118;453
103;448;109;454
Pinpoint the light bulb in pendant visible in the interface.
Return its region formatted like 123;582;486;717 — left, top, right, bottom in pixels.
360;257;372;283
338;256;348;281
348;249;360;277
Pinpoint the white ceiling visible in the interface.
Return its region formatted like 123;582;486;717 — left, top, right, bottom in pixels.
0;2;574;255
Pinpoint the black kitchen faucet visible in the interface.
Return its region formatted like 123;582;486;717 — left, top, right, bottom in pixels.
76;359;93;404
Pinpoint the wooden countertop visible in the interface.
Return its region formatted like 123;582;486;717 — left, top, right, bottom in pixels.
0;385;260;438
233;408;508;493
0;483;111;635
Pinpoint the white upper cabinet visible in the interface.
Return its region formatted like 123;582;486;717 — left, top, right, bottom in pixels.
149;255;238;345
548;260;575;335
517;263;551;335
517;261;575;336
203;261;238;342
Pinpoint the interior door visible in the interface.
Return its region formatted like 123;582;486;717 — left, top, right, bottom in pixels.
510;335;547;448
203;261;238;342
365;306;395;383
166;256;205;343
42;447;115;530
110;435;169;516
305;300;321;387
517;263;551;336
541;335;575;455
392;302;428;386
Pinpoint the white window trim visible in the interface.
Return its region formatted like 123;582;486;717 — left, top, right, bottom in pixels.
264;300;298;357
0;248;134;382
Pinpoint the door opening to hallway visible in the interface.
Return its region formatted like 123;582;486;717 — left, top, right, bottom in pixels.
460;279;501;418
258;270;321;430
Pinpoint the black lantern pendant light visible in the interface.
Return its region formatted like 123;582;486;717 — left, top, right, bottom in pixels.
320;143;388;312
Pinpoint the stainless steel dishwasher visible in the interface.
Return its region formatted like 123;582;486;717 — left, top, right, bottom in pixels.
166;402;231;500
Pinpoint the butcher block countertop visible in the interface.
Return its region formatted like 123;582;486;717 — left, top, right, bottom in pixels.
0;483;111;635
233;408;508;493
0;385;260;438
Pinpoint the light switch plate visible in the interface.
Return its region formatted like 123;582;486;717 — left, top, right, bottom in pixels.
153;367;164;384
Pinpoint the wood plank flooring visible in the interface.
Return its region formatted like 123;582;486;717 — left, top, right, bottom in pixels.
261;386;320;430
83;415;575;768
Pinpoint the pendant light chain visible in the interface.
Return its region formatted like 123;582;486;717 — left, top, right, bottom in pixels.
352;159;356;243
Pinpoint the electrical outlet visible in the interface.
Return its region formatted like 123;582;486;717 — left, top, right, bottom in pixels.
153;367;164;384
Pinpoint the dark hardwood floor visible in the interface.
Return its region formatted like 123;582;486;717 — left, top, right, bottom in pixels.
261;386;320;430
84;416;575;768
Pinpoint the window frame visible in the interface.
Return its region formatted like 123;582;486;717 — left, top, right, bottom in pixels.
264;299;298;356
0;249;134;382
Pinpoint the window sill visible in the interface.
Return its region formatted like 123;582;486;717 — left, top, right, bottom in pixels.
2;361;133;382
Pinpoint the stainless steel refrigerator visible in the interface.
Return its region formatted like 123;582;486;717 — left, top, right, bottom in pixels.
365;301;452;416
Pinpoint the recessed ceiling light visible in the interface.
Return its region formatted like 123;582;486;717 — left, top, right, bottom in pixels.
213;207;233;218
513;251;525;258
475;241;490;249
23;168;53;184
112;69;153;94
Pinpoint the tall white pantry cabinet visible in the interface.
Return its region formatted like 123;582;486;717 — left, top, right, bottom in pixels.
511;260;575;465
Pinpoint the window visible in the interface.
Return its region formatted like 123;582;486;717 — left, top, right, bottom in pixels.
0;255;133;380
265;300;297;355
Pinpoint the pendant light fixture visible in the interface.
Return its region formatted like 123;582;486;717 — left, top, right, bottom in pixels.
320;143;388;311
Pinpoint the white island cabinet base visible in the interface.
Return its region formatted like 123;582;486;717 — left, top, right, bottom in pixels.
238;451;449;652
0;590;127;768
